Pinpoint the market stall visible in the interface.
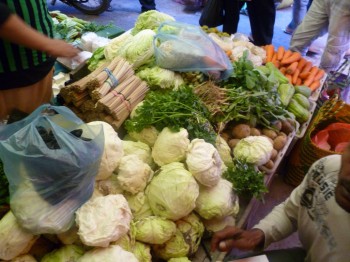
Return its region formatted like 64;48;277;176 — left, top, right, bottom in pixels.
0;10;327;262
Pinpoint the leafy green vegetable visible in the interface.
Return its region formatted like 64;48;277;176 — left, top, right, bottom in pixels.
223;159;268;200
125;86;217;143
0;159;9;205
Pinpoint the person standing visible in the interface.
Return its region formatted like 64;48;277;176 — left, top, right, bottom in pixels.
289;0;350;73
0;1;79;121
222;0;276;46
284;0;312;35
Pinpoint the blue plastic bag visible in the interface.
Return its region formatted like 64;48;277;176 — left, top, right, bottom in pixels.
0;104;104;234
154;21;233;80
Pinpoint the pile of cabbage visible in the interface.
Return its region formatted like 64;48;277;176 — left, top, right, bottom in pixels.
0;121;239;261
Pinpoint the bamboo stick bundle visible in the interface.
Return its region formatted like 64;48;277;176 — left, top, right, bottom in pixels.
72;95;89;108
106;77;143;113
111;81;148;121
97;76;137;112
81;99;97;113
71;90;89;103
58;88;73;104
90;58;134;101
85;57;122;92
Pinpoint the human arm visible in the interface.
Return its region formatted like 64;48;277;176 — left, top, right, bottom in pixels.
0;4;79;58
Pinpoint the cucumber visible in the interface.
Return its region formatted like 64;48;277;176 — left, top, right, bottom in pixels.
294;85;312;98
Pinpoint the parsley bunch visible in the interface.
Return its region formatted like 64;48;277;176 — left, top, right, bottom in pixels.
125;86;217;144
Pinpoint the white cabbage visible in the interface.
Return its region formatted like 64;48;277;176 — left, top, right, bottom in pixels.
128;126;159;147
122;140;154;167
104;31;133;60
134;216;176;244
77;245;138;262
96;174;124;196
116;155;154;194
203;215;236;233
87;121;124;181
11;254;37;262
125;192;154;220
0;211;38;261
186;139;222;187
132;10;175;35
233;135;273;166
152;127;190;166
215;135;233;167
146;162;199;221
57;224;80;245
75;195;132;247
131;241;152;262
41;244;84;262
195;179;239;220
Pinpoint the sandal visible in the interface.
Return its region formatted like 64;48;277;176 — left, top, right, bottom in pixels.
283;28;294;35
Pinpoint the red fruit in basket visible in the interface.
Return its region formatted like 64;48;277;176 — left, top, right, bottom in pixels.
335;142;349;153
312;130;331;150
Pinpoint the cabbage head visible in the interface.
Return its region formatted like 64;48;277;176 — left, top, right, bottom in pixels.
134;216;176;244
128;126;159;147
152;127;190;166
132;10;175;35
137;66;184;90
233;136;273;166
146;162;199;220
104;31;133;60
122;140;154;168
113;235;152;262
41;245;84;262
203;215;236;233
78;245;138;262
125;191;154;220
175;213;204;255
152;229;190;260
117;29;155;68
215;135;234;167
195;179;239;220
97;174;124;196
186;138;222;187
11;255;37;262
76;195;132;247
116;154;154;194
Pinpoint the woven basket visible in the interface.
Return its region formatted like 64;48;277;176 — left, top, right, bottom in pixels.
284;96;350;186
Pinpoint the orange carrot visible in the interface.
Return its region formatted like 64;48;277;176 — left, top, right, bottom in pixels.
281;50;293;63
285;74;293;83
292;68;300;85
279;67;287;74
286;61;299;75
314;69;325;81
277;46;285;61
309;66;319;77
309;80;321;91
299;72;311;80
301;61;313;74
271;53;278;63
265;44;275;63
304;75;315;87
297;57;307;71
272;60;281;69
281;52;302;65
296;78;302;85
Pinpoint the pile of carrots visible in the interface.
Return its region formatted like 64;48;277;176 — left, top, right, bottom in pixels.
264;45;325;92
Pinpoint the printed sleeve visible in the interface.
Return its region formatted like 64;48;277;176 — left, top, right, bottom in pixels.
0;3;12;26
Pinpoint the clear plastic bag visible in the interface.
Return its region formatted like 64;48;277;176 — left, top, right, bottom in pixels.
154;21;233;80
0;104;104;234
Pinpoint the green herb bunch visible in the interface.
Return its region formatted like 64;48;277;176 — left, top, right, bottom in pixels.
125;86;217;144
223;159;268;200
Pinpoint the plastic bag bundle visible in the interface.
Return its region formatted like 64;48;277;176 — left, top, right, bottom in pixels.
154;21;233;80
0;105;104;234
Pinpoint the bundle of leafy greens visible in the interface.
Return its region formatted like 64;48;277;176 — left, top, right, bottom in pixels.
220;52;290;127
124;86;217;144
0;159;9;205
223;159;268;200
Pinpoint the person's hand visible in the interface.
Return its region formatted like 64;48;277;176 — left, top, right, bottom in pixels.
210;226;265;252
45;39;80;58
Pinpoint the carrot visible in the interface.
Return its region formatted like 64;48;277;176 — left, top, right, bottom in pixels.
292;68;300;85
286;61;299;75
296;78;302;85
309;66;319;77
281;50;293;63
314;69;325;81
301;61;313;74
285;74;293;83
279;67;287;74
272;60;281;69
297;57;307;71
265;44;275;63
281;52;302;65
304;75;315;87
309;80;321;91
277;46;285;61
271;53;278;63
299;72;311;80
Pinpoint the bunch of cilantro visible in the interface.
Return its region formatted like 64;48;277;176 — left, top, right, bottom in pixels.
125;86;217;144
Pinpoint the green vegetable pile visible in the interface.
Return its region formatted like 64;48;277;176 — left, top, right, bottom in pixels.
223;159;268;200
0;159;9;206
125;86;217;144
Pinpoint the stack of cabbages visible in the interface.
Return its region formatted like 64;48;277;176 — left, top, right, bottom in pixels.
0;121;239;262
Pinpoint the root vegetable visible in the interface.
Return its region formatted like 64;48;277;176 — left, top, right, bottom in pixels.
262;128;278;140
250;128;261;136
228;138;240;149
263;160;274;170
231;124;251;139
273;135;288;150
281;119;294;135
270;148;278;161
